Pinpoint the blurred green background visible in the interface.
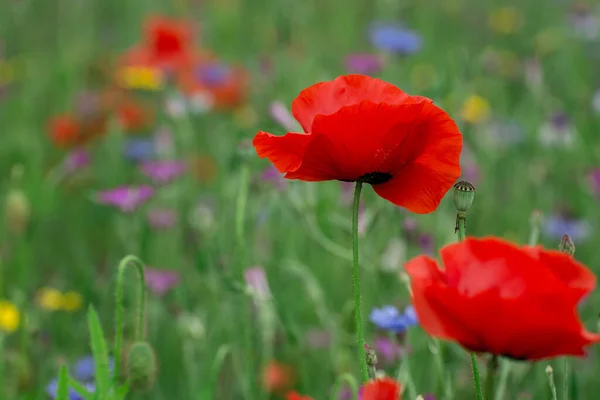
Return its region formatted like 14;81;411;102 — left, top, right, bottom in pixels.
1;0;600;399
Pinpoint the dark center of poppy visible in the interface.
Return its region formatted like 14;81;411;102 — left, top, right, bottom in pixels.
358;171;393;185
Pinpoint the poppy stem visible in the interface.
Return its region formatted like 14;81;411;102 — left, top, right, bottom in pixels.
563;358;570;400
546;365;558;400
351;181;369;383
484;355;499;399
470;353;484;400
114;255;147;384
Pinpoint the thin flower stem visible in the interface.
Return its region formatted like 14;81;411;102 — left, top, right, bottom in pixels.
563;358;570;400
485;355;499;400
352;181;369;383
470;353;484;400
456;215;483;400
114;255;146;384
494;359;511;400
235;165;256;398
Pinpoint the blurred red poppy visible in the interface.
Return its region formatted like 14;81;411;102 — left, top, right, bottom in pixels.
262;360;294;394
405;237;600;360
362;377;402;400
114;97;156;133
253;74;462;213
119;15;196;72
286;391;313;400
48;114;81;148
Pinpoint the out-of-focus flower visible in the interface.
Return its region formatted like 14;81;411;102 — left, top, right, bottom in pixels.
481;119;524;149
370;305;418;333
261;165;288;190
61;291;83;312
543;214;592;242
460;95;491;124
124;138;156;161
188;197;216;231
345;53;383;75
140;160;187;184
5;189;30;234
116;99;155;133
147;208;177;229
488;7;522;35
46;379;95;400
244;266;271;300
269;102;301;132
374;336;405;365
47;114;82;149
96;185;155;212
262;361;294;394
37;288;63;311
369;23;423;54
361;377;402;400
63;149;91;173
177;312;206;340
588;169;600;197
145;268;181;296
0;300;19;333
538;112;577;148
481;48;519;78
117;66;164;91
569;4;600;41
524;58;543;91
234;105;258;128
286;391;314;400
165;94;188;118
187;91;215;114
380;237;407;273
410;63;437;91
46;356;114;399
418;234;434;256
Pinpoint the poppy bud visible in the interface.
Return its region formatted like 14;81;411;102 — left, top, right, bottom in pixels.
125;341;157;391
559;234;575;256
453;181;475;213
364;344;378;368
5;189;30;234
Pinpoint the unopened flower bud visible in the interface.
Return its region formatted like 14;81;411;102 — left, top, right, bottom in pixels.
125;341;157;391
453;181;475;213
364;344;378;367
5;189;30;234
559;234;575;256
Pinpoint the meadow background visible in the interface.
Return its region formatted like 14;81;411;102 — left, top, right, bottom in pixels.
1;0;600;399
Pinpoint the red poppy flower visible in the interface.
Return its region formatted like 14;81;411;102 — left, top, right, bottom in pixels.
405;237;600;360
261;360;294;394
48;114;81;148
115;98;155;133
362;377;402;400
285;391;313;400
253;75;462;213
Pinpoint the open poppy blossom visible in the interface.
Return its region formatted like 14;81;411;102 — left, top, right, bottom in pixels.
405;237;600;360
253;75;462;213
362;377;402;400
285;391;313;400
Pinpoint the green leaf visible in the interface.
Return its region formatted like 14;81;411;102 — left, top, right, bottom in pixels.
56;365;70;400
67;377;94;400
87;305;112;396
114;381;131;400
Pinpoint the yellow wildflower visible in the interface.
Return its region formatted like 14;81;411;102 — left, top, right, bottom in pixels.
488;7;523;35
410;63;437;91
0;300;19;333
37;287;63;311
60;291;83;312
460;95;491;124
118;66;164;91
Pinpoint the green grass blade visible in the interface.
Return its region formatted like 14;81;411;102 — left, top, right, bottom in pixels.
67;378;94;400
87;305;112;396
56;365;70;400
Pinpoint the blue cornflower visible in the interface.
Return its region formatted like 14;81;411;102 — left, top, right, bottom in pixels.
543;215;592;242
370;305;418;333
46;379;95;400
196;63;231;87
368;24;423;54
47;356;115;399
123;138;156;162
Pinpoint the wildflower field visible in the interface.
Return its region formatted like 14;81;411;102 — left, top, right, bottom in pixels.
2;0;600;399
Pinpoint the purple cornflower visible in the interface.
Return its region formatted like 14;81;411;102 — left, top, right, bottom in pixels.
373;336;404;365
538;112;577;148
269;101;301;132
145;267;181;296
123;138;156;161
345;53;383;75
140;160;187;184
147;208;177;229
370;305;418;333
63;149;90;173
244;266;271;300
196;62;231;86
369;23;423;54
418;233;434;256
96;185;154;212
261;165;288;190
543;215;592;242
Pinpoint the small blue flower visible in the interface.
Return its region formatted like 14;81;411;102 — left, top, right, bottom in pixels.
369;24;423;54
543;215;592;242
123;138;156;162
370;305;418;333
72;356;115;381
46;379;95;400
196;63;231;87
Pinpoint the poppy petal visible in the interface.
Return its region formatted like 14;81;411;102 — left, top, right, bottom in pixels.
371;103;462;213
291;74;412;132
253;131;312;174
361;377;402;400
